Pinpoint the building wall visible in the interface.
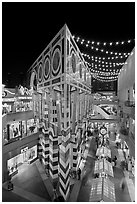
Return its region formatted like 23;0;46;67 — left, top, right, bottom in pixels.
2;132;40;182
117;48;135;158
118;48;135;102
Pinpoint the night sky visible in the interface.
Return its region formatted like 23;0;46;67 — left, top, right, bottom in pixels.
2;2;135;88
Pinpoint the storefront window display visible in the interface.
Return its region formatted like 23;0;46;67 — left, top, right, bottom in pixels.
23;145;37;163
2;103;12;114
21;121;27;136
7;145;37;175
9;121;21;139
27;119;38;136
7;154;21;175
15;100;33;112
3;127;8;143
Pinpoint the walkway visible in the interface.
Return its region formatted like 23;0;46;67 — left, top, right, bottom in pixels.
68;136;94;202
70;128;135;202
2;162;51;202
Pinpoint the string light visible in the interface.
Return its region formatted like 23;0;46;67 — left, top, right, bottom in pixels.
82;52;129;61
83;54;126;67
92;74;118;82
74;36;134;47
86;44;130;55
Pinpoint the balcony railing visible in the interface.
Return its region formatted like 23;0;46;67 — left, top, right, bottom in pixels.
124;100;135;107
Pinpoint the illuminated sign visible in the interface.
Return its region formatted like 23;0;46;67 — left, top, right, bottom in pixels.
2;98;15;102
18;96;32;100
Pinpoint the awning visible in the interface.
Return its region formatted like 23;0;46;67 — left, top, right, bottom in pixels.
89;177;116;202
94;158;114;177
96;146;111;158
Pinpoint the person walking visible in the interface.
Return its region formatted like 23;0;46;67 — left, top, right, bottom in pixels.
128;159;132;172
120;178;126;191
114;156;117;166
77;168;81;180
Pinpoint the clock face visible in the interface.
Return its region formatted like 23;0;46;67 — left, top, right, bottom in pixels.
100;128;107;135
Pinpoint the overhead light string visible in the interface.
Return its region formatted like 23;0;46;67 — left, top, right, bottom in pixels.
73;35;135;47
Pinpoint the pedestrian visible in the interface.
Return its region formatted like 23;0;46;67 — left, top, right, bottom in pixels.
96;137;99;148
77;168;81;180
53;188;58;201
112;160;115;168
114;156;117;166
8;181;13;191
120;178;126;190
128;160;132;172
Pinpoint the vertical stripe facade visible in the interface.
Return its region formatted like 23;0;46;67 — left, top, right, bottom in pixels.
49;128;58;188
29;25;92;201
59;130;70;200
58;83;70;200
72;138;78;170
38;132;49;168
71;89;78;171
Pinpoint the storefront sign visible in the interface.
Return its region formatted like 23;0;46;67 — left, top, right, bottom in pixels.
2;98;15;102
18;96;32;100
21;147;28;153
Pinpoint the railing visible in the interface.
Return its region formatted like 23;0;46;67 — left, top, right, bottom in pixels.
124;100;135;107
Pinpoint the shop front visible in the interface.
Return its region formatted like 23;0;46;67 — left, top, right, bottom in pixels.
3;118;39;144
7;145;37;178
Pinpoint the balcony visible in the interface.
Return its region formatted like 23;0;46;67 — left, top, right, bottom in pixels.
2;110;34;131
124;100;135;107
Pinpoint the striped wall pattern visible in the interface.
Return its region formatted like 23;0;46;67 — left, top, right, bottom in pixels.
72;138;78;170
44;101;49;128
48;127;58;188
38;136;42;157
59;129;70;200
38;132;49;168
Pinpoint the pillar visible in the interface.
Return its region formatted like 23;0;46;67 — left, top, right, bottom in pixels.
49;127;58;188
59;84;70;200
71;87;78;170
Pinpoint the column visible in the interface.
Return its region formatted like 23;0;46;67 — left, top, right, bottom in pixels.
71;88;78;170
49;127;58;188
59;84;70;200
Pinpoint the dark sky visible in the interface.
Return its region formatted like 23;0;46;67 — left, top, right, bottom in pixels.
2;2;135;87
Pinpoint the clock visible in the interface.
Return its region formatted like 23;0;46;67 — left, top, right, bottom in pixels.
100;127;107;135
